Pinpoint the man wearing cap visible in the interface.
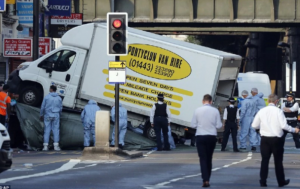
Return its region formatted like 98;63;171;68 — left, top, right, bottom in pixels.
150;93;171;151
239;90;259;151
281;92;300;148
221;97;240;152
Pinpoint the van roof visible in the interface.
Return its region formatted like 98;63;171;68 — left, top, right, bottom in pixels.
61;23;242;61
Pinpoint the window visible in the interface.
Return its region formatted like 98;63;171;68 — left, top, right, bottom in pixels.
38;50;76;72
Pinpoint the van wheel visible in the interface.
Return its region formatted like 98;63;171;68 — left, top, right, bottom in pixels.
20;86;42;107
143;122;156;141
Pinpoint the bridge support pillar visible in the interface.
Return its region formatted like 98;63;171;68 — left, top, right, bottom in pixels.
287;28;300;97
245;33;264;72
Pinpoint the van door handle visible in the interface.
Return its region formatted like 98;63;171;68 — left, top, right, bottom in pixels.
66;74;71;82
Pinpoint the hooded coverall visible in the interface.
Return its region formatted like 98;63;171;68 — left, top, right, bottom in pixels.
239;95;259;148
252;92;266;144
40;92;62;143
81;100;100;147
111;103;127;146
253;93;266;113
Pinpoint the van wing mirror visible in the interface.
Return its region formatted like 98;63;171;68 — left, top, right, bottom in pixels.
40;61;54;73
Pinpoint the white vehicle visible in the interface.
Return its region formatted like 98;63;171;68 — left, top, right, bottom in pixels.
236;72;271;98
7;23;241;141
0;123;12;172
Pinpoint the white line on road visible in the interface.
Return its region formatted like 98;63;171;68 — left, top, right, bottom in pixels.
72;164;97;170
143;152;253;189
144;150;156;157
0;159;80;184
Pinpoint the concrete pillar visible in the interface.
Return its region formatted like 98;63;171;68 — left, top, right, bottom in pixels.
95;111;110;147
245;33;264;72
82;110;143;160
287;28;300;97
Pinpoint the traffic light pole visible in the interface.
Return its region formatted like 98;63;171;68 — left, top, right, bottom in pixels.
33;0;39;60
115;56;120;147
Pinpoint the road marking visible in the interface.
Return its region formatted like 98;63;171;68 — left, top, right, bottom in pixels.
8;168;34;172
72;164;97;170
79;160;129;164
144;150;156;157
0;159;80;183
143;152;253;189
286;137;293;140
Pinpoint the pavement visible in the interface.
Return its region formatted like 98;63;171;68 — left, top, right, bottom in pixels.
0;134;300;189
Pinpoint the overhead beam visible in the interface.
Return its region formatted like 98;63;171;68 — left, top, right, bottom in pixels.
152;31;250;35
134;27;286;33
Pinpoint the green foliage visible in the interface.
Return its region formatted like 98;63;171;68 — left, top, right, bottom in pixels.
185;35;248;56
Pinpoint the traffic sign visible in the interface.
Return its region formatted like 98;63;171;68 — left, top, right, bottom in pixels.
39;37;52;56
3;38;33;57
108;61;126;84
109;61;126;68
0;0;6;12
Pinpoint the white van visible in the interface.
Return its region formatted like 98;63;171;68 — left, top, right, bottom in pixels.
235;72;271;98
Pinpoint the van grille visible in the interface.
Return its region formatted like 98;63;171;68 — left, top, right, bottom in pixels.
1;141;10;150
0;130;7;137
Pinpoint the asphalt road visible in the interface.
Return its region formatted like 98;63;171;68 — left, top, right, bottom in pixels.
1;135;300;189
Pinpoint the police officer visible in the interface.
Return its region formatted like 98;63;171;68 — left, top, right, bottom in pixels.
150;94;171;151
281;92;300;148
221;97;240;152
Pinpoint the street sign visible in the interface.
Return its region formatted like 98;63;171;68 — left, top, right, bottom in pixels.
51;14;83;25
7;0;16;4
16;0;33;26
46;0;71;16
108;61;126;84
3;38;33;57
0;0;6;12
49;13;83;38
39;37;52;56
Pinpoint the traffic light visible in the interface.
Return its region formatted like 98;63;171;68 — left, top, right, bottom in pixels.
107;13;128;56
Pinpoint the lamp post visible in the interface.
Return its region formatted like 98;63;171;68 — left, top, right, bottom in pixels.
33;0;40;60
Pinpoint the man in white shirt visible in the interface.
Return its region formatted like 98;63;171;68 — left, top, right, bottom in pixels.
281;92;300;148
191;94;222;187
221;97;240;152
252;94;299;187
150;93;171;151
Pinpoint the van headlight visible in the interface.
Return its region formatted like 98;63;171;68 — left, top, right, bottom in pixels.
18;65;29;70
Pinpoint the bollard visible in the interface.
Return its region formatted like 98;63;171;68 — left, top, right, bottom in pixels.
82;110;143;160
95;111;110;147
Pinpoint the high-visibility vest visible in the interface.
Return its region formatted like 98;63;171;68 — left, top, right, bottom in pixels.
0;93;8;115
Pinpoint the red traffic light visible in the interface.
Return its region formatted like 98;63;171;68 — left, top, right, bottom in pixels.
112;19;122;29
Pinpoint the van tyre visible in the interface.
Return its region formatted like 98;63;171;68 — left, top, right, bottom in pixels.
20;86;42;107
143;122;156;141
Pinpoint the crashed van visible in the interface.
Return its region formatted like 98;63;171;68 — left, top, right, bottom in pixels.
7;23;242;142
